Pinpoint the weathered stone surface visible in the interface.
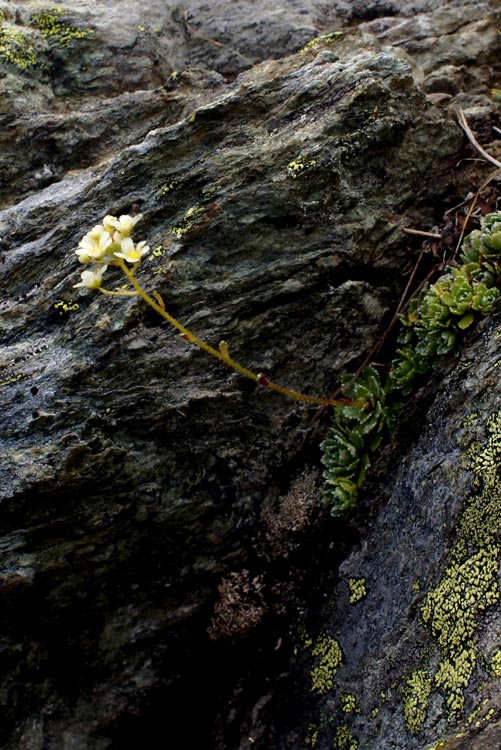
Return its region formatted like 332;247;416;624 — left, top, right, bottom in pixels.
271;308;501;750
1;0;501;748
0;0;498;208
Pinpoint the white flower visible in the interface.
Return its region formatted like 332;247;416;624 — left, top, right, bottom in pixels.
73;265;108;289
76;230;112;262
112;230;124;244
102;215;117;233
114;238;150;264
102;214;143;236
88;224;106;239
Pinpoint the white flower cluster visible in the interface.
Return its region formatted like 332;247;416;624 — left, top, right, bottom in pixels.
74;214;149;289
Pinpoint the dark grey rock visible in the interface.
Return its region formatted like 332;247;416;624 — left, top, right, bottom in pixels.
271;309;501;750
1;0;501;748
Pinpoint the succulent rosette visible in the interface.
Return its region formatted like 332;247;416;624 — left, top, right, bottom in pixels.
323;211;501;513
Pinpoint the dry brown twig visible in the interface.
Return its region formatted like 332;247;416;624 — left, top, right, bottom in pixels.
454;166;501;255
402;228;442;239
454;109;501;253
457;108;501;170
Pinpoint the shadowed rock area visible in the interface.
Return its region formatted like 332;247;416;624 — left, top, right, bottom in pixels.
1;1;501;748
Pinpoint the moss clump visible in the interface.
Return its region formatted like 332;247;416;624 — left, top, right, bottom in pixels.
31;7;92;47
0;21;37;69
310;633;343;695
348;577;367;604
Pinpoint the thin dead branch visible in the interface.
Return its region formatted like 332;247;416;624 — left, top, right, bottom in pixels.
402;228;443;239
454;167;501;255
457;109;501;169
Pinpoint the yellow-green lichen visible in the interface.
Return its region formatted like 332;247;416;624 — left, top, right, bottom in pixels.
332;724;358;750
159;180;181;196
467;700;485;726
348;577;367;604
490;647;501;676
0;372;28;389
0;22;37;69
422;545;499;713
170;206;203;240
455;414;501;555
302;32;344;51
463;411;501;490
295;623;313;654
147;247;170;276
54;299;79;314
340;693;360;714
31;8;92;47
462;412;478;429
304;723;319;747
149;245;166;259
435;648;477;715
466;701;498;731
406;411;501;727
202;184;222;200
422;547;500;653
286;158;318;179
310;633;343;695
403;669;433;734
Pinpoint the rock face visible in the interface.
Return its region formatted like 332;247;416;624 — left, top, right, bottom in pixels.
272;308;501;750
1;1;501;749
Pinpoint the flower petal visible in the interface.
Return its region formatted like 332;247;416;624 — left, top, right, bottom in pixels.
73;265;108;289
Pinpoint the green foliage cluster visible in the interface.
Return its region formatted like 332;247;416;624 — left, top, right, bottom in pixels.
392;216;501;393
321;366;401;514
321;212;501;514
